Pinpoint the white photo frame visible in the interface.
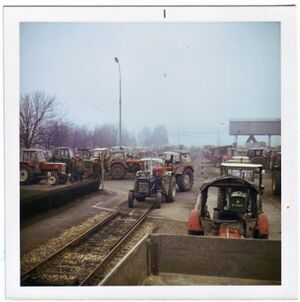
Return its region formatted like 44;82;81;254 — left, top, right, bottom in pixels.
3;3;298;300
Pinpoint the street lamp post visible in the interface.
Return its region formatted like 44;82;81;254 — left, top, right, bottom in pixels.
114;57;122;149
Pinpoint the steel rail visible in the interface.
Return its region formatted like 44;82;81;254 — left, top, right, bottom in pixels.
21;200;128;283
80;203;156;286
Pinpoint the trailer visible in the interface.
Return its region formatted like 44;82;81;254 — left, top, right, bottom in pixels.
100;234;281;286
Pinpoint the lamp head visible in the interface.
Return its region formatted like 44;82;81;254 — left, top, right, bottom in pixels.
114;57;119;63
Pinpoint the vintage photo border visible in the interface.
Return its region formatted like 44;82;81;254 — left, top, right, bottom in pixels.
3;3;298;300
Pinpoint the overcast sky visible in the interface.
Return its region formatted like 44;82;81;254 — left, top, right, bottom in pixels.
20;22;280;146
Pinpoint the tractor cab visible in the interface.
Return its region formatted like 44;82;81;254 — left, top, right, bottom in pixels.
128;157;176;208
139;158;164;176
187;176;269;239
220;162;264;194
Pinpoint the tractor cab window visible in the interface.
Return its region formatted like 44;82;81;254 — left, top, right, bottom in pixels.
92;151;100;158
142;159;163;171
82;151;90;159
37;151;46;162
69;149;74;158
22;151;30;161
181;153;191;162
256;150;263;156
60;149;69;157
248;150;255;157
111;152;125;159
226;169;254;181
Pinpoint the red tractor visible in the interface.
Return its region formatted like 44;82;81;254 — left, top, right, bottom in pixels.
187;170;269;239
20;149;68;185
109;150;142;180
161;151;194;191
128;157;176;208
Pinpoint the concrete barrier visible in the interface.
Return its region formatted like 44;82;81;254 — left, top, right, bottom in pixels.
20;179;101;220
101;234;281;285
100;235;149;285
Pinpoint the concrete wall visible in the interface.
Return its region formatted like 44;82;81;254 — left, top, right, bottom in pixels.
100;235;149;285
101;234;281;285
152;234;281;281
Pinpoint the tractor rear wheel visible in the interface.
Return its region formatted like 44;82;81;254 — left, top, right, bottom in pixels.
20;166;34;185
128;190;134;208
177;168;194;192
109;164;126;180
165;177;176;202
156;191;162;208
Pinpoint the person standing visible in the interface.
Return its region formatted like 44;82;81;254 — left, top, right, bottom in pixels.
76;157;85;182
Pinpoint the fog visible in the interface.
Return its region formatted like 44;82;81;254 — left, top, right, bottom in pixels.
20;22;280;146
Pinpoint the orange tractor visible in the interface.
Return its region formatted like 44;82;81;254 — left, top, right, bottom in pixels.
187;163;269;239
20;149;68;185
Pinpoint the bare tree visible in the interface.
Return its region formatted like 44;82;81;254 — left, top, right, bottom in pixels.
20;91;55;148
42;119;72;149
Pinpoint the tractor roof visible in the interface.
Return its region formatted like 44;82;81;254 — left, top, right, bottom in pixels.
91;148;108;151
162;151;190;155
248;147;265;150
141;157;163;163
22;148;44;152
53;146;70;149
200;175;259;193
221;163;263;169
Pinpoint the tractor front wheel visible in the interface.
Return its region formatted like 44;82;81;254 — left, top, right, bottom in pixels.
20;166;34;185
109;164;126;180
165;177;176;202
177;168;194;192
156;191;162;208
58;175;68;185
49;173;58;185
128;190;134;208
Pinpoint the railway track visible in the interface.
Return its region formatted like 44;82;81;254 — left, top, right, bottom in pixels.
21;201;156;286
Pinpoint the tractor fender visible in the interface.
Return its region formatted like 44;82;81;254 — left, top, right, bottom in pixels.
257;213;269;236
187;209;203;232
176;165;194;175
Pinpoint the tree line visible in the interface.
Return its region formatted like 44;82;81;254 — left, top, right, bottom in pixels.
20;91;169;150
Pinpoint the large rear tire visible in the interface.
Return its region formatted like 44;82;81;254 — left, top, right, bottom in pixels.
109;164;126;180
20;166;34;185
165;177;176;202
177;168;194;192
128;190;134;208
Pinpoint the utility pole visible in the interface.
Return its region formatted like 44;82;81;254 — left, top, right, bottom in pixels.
114;57;122;149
